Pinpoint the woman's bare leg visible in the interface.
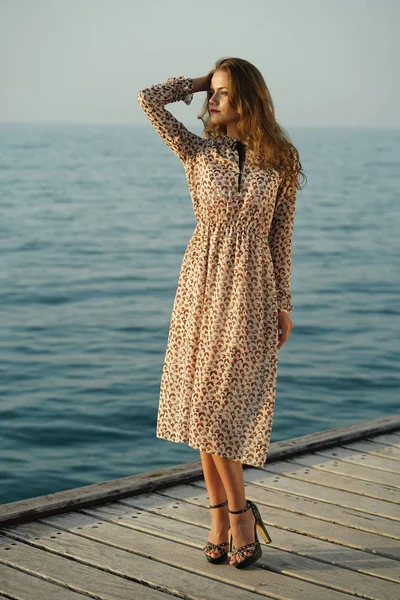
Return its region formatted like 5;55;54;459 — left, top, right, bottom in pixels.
200;451;230;559
211;454;257;565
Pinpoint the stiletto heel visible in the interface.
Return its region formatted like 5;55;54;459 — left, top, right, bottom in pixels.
228;499;272;569
253;502;272;544
203;499;229;564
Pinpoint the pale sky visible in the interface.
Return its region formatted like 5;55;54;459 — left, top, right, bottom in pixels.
0;0;398;128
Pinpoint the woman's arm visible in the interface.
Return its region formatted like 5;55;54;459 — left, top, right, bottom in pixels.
268;151;300;314
137;75;209;164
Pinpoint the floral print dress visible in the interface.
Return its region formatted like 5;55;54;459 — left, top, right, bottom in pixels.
138;76;299;467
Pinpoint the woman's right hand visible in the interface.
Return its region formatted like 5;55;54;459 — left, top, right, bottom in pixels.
191;75;211;94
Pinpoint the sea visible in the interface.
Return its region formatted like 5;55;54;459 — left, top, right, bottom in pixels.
1;123;399;505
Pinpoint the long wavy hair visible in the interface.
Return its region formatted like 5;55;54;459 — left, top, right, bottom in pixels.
197;57;307;192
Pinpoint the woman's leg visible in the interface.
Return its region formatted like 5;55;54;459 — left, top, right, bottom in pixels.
211;454;257;565
200;451;230;559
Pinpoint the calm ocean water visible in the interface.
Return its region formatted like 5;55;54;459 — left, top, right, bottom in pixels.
1;123;399;505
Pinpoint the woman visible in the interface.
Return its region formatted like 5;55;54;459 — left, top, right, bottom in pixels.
138;57;306;569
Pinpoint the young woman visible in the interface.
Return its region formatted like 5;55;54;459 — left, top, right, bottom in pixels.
138;57;306;569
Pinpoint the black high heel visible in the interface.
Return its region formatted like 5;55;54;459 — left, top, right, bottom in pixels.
203;499;229;564
228;499;272;569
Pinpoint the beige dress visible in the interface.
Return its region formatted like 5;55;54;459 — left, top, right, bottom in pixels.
138;75;299;467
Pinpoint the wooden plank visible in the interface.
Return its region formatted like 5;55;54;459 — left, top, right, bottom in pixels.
0;533;173;600
191;478;400;539
84;496;400;583
0;458;205;528
256;462;400;519
1;414;399;527
197;475;400;539
342;440;400;461
0;563;88;599
0;515;356;600
153;483;400;561
116;489;400;595
365;433;400;448
264;458;399;503
80;496;400;598
48;505;398;600
265;415;400;465
316;447;400;474
287;454;400;487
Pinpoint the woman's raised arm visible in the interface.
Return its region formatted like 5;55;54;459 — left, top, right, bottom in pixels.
137;75;209;164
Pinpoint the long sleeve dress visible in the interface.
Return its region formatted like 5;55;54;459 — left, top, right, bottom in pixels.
138;75;299;467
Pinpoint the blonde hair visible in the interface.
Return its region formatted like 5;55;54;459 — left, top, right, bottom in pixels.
197;57;307;192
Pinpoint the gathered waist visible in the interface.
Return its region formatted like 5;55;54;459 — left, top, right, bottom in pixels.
196;218;268;242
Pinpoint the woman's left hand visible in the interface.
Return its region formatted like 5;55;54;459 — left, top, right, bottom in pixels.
277;311;293;350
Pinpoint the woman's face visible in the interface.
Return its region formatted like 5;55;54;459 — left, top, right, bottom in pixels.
208;70;240;128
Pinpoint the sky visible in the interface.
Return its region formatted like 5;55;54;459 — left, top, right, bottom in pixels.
0;0;398;128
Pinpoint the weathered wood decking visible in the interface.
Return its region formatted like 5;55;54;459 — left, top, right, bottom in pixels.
0;414;399;599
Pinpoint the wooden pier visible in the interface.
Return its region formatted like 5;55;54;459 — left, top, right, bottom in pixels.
1;414;399;599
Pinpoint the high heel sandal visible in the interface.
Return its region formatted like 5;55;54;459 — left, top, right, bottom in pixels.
202;499;229;564
228;499;272;569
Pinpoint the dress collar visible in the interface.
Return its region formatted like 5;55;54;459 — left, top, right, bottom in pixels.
219;133;246;149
